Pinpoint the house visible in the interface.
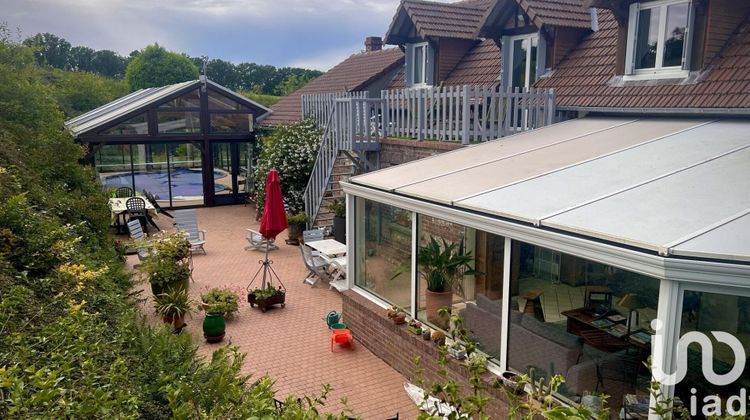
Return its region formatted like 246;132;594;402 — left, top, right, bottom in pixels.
262;37;404;127
65;77;270;207
332;0;750;417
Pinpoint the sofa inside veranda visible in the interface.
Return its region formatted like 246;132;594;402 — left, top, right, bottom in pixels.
460;294;639;400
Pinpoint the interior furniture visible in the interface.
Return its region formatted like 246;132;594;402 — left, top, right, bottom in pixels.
584;286;613;315
522;290;545;322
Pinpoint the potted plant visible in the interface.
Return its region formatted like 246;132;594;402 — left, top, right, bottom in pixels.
448;341;467;360
390;307;407;325
247;284;286;312
203;306;226;343
500;371;524;395
286;212;308;245
201;288;240;319
431;330;446;346
422;327;432;340
154;288;193;333
407;319;423;335
328;198;346;244
418;237;480;328
140;231;192;296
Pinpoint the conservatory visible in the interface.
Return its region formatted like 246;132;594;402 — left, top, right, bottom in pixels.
65;77;270;207
341;117;750;413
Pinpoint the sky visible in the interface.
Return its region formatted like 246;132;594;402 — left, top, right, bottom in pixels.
2;0;436;71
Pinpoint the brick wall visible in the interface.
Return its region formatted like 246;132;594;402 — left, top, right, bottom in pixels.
342;290;511;418
379;138;463;169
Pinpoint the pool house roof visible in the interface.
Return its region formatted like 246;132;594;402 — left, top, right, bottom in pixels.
64;78;271;139
348;117;750;264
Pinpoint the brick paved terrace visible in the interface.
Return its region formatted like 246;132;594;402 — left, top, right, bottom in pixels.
128;205;420;419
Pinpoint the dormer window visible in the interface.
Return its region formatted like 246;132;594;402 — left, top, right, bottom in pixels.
406;42;433;87
625;0;693;79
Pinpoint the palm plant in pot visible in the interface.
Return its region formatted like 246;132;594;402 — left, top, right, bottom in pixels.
328;198;346;244
419;237;480;328
154;288;193;333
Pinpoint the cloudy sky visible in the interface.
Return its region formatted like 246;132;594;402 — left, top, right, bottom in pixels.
3;0;435;71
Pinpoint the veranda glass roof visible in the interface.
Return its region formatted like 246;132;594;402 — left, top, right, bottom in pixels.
351;117;750;263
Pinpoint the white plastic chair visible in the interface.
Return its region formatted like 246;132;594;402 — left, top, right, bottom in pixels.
245;228;278;252
302;228;324;244
300;244;331;288
127;219;150;262
173;209;207;255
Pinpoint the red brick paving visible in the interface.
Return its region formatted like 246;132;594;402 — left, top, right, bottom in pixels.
129;205;419;419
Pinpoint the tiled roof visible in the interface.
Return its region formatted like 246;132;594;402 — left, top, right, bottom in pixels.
520;0;592;30
264;48;404;126
443;39;501;86
387;0;494;42
536;10;750;110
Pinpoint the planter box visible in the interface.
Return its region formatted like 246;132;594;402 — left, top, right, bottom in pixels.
407;325;423;335
248;291;286;312
448;346;466;360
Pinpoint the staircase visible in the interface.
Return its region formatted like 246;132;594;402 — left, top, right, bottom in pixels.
303;97;386;229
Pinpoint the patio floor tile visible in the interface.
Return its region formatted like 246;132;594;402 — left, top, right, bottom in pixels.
129;205;419;419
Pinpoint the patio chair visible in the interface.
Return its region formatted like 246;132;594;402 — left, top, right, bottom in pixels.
300;244;331;288
327;256;347;290
245;228;278;252
143;190;174;219
173;209;207;255
125;197;149;232
127;219;150;263
302;228;324;244
116;186;134;198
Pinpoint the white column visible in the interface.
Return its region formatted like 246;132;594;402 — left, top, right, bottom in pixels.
499;236;512;372
650;278;681;419
345;193;357;290
411;212;418;318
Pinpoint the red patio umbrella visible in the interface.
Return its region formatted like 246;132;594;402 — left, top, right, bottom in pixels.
254;169;288;290
259;169;288;240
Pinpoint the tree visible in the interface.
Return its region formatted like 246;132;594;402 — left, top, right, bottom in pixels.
276;73;316;96
22;32;71;69
205;58;238;90
69;45;96;72
124;44;198;90
91;49;128;79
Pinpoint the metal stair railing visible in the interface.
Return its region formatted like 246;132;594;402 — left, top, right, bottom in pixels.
303;101;344;227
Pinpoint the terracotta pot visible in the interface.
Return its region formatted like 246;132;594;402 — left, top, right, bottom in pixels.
392;314;406;325
425;290;453;328
287;223;303;245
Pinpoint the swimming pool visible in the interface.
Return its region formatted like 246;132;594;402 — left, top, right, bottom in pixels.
102;168;227;199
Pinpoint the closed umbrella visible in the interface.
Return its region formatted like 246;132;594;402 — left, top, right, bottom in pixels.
250;169;288;291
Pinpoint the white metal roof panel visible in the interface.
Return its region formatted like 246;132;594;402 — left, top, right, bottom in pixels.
351;117;635;191
456;120;749;223
671;212;750;262
543;146;750;252
394;119;702;204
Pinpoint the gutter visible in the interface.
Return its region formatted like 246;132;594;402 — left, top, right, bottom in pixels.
558;106;750;117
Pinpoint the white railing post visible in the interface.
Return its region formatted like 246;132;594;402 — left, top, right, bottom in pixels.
461;85;470;145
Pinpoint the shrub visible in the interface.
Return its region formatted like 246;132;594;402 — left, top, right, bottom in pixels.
254;120;321;215
201;288;240;316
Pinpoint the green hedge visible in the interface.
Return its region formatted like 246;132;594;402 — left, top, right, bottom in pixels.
0;27;349;419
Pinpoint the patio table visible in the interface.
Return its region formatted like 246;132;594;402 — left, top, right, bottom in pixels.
108;197;157;227
306;239;346;258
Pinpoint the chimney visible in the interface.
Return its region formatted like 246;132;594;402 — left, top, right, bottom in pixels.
365;36;383;52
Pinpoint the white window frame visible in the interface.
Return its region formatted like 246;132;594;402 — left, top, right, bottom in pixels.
624;0;692;80
410;41;430;87
507;33;539;90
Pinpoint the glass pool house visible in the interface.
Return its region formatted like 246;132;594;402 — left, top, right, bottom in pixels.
341;117;750;413
65;77;270;207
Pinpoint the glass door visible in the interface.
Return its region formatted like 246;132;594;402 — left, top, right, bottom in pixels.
211;141;252;205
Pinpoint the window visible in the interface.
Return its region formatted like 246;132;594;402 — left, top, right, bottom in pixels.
507;33;539;89
407;42;431;87
626;0;692;77
100;113;148;136
207;91;251;111
354;198;413;311
508;240;660;409
157;111;201;134
210;113;253;133
159;90;201;108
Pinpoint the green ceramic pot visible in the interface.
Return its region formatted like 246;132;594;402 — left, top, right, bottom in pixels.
203;313;226;343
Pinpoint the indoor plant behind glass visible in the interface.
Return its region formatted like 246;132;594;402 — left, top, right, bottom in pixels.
419;237;480;328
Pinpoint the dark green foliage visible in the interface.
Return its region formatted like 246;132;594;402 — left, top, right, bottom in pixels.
125;44;199;91
0;28;351;418
254;120;321;215
21;31;321;95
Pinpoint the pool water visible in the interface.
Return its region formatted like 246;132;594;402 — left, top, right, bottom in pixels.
102;168;227;199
